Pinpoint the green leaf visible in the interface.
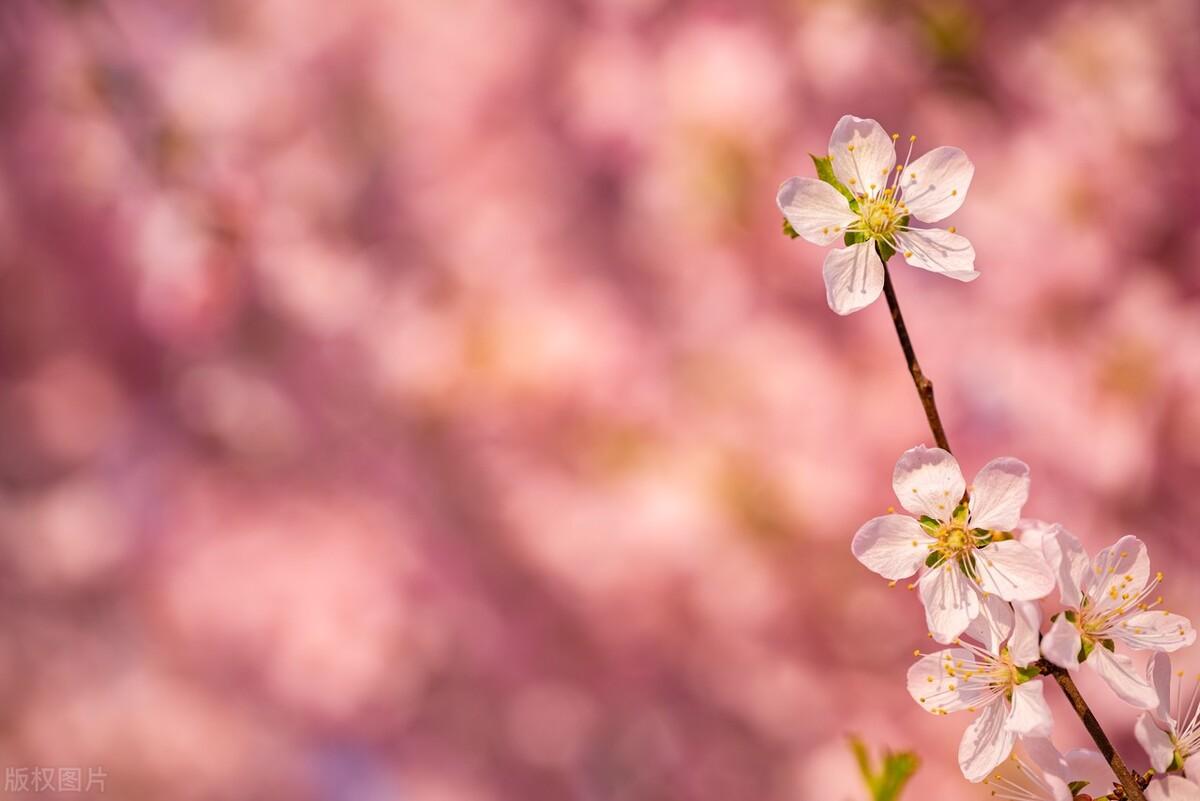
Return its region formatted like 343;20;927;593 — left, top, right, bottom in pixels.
848;736;920;801
782;217;800;239
810;153;856;204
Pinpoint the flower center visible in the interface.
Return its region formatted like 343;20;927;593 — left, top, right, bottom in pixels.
860;195;902;238
935;523;973;559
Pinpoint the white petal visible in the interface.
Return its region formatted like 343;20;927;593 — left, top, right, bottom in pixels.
851;514;934;580
906;648;976;714
828;115;896;192
1136;711;1177;773
1148;652;1177;727
899;145;974;222
777;177;857;246
1147;776;1200;801
821;242;884;315
969;458;1031;532
959;701;1016;782
1063;749;1116;797
892;444;965;520
1023;737;1069;779
893;228;978;281
1111;611;1196;653
1082;535;1150;613
1009;600;1042;666
1036;523;1090;609
1041;614;1082;670
973;540;1055;601
920;562;979;643
1086;646;1160;709
965;592;1014;653
1005;680;1054;738
1185;752;1200;781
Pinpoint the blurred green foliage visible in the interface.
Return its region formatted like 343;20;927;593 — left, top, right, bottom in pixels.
850;737;920;801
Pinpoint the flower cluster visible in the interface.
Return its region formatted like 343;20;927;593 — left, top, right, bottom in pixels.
852;445;1197;791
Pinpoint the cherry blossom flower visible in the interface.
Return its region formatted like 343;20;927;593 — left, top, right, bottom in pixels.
1135;653;1200;776
777;114;977;315
852;446;1055;643
1034;526;1195;709
1147;776;1200;801
908;602;1051;781
981;739;1113;801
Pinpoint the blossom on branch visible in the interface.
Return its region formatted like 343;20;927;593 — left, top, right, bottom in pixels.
1135;653;1200;777
980;739;1113;801
852;445;1054;643
777;114;977;315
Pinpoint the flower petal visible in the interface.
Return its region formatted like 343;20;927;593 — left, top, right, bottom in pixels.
821;242;884;315
1041;614;1082;670
1184;752;1200;781
851;514;934;580
1009;600;1042;666
1136;711;1177;773
1111;611;1196;653
828;115;896;193
777;177;857;246
973;539;1055;602
906;648;976;714
1148;652;1176;727
1063;749;1116;797
1034;523;1090;609
1005;680;1053;738
1083;535;1150;614
959;700;1016;782
899;145;974;222
1086;646;1160;709
964;592;1014;653
969;458;1030;532
1147;776;1200;801
893;228;978;281
919;561;979;643
892;444;965;521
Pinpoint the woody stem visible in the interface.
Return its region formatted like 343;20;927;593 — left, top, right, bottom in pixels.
877;251;1147;801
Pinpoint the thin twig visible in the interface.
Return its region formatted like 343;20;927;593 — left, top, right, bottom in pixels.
880;264;951;452
876;253;1147;801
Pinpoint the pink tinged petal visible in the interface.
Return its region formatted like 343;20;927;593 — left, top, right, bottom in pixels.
893;228;978;281
1083;535;1150;610
1136;711;1177;773
1009;600;1042;666
1112;611;1196;653
965;592;1014;653
821;242;884;315
851;514;934;580
777;177;858;246
974;540;1056;602
1005;680;1053;738
906;648;975;714
828;115;896;192
1041;615;1082;670
1086;646;1160;709
969;457;1031;532
919;562;979;643
1184;753;1200;780
1148;652;1177;727
959;700;1016;782
1063;748;1116;796
899;145;974;222
892;444;965;520
1038;524;1090;609
1147;776;1200;801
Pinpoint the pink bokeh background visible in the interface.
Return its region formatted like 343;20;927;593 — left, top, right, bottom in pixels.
3;0;1200;798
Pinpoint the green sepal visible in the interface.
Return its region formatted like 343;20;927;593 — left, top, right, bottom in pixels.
1078;638;1096;663
1169;751;1185;772
951;502;969;523
1067;780;1089;795
876;239;895;263
960;552;978;581
919;515;941;534
1101;638;1115;652
810;153;857;206
1013;664;1042;685
845;230;868;247
925;552;945;568
782;218;800;239
1064;609;1077;623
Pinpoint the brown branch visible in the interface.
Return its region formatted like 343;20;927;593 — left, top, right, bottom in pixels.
877;253;1147;801
880;264;951;453
1041;660;1148;801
